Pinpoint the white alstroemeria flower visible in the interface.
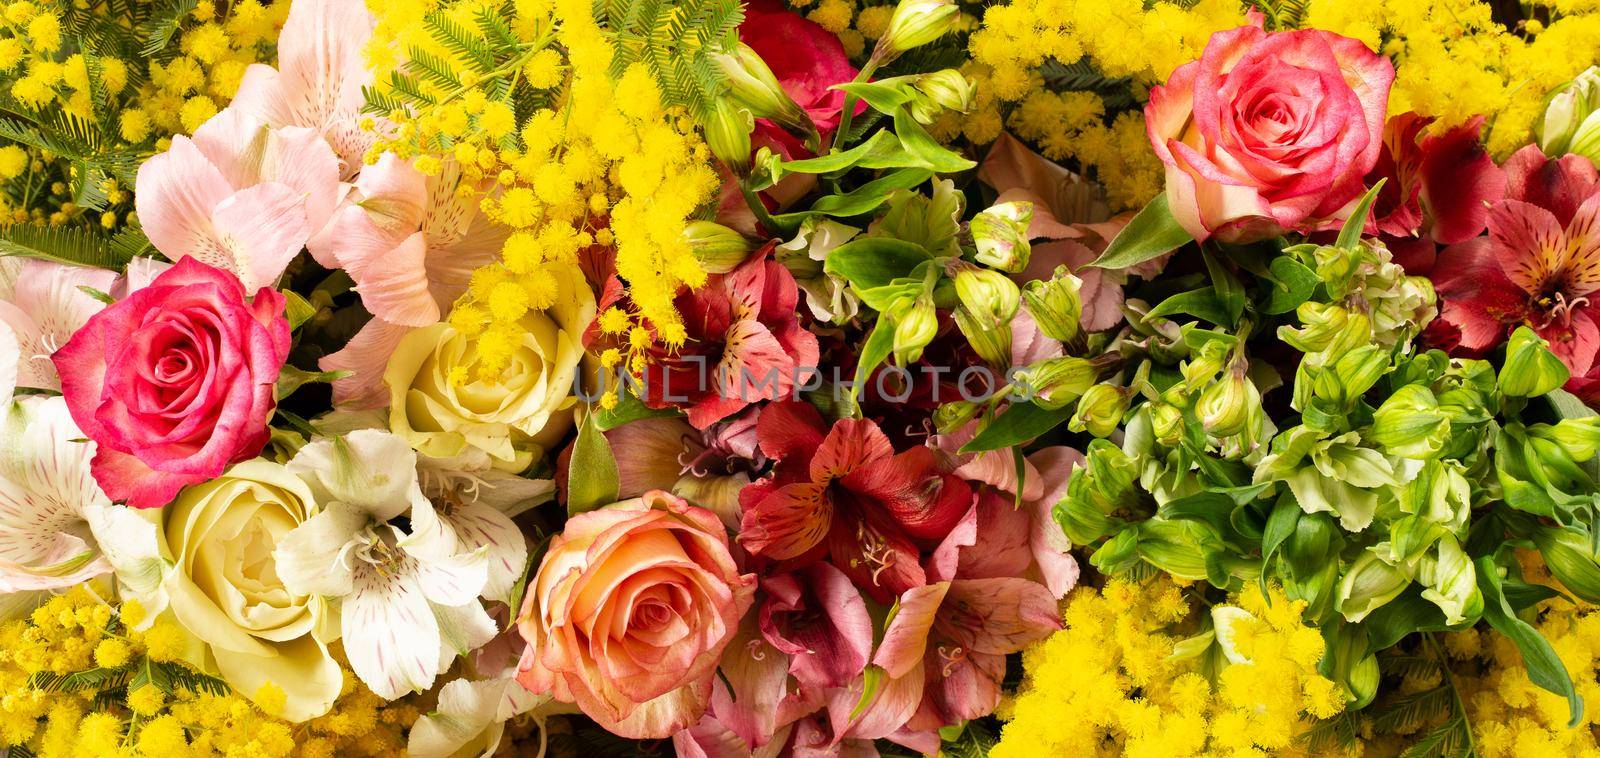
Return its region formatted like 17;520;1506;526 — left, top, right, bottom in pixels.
275;430;497;699
408;676;558;758
416;463;552;607
0;396;146;592
0;257;117;391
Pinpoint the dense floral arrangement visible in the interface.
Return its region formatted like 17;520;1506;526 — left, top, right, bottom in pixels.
2;0;1600;755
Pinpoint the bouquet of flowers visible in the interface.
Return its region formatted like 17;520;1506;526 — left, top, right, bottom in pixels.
3;0;1600;755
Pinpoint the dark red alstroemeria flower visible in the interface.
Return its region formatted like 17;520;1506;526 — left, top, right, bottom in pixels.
1366;113;1505;274
1433;145;1600;384
640;246;820;429
738;401;973;603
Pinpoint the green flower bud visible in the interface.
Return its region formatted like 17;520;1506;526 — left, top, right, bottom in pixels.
892;298;937;364
1418;535;1481;625
1014;356;1097;410
1370;384;1450;459
908;68;975;122
703;98;753;176
874;0;959;63
951;264;1021;327
970;201;1033;272
1196;357;1258;437
1149;402;1184;447
1499;326;1570;398
714;43;816;141
1069;384;1129;438
681;220;752;274
1057;440;1142;545
954;308;1012;366
1533;417;1600;461
1281;302;1371;363
1538;66;1600;160
1533;527;1600;604
1021;267;1082;342
1348;654;1381;709
1136;520;1213;581
933;400;981;435
1338;551;1412;623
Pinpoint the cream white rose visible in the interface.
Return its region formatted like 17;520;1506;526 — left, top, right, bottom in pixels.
385;265;595;472
157;460;341;721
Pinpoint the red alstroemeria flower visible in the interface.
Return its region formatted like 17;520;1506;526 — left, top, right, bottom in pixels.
738;401;973;603
1367;113;1506;274
641;246;820;429
1434;146;1600;380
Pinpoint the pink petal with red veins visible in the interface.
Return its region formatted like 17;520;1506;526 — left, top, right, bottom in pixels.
1025;446;1084;598
1561;192;1600;298
873;582;948;678
826;509;925;604
758;563;872;690
754;400;829;463
938;577;1061;655
738;481;832;560
811;418;894;483
1538;308;1600;378
842;446;972;541
928;650;1006;724
1489;199;1567;296
825;660;926;743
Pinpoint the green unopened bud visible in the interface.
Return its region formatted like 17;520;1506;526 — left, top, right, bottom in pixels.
933;400;981;434
1022;267;1082;342
1348;654;1381;708
892;298;937;364
1533;417;1600;461
951;264;1020;326
1014;356;1096;410
906;68;974;123
1370;384;1450;459
1418;535;1481;625
714;43;816;141
1196;357;1258;437
1281;302;1371;363
1069;384;1129;438
1538;66;1600;160
1499;326;1570;398
1136;520;1211;580
873;0;959;63
703;98;753;176
1338;551;1412;623
953;308;1011;365
1149;402;1184;447
970;201;1033;272
1533;527;1600;604
681;221;752;274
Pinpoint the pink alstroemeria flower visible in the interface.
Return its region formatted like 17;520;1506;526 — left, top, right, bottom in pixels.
738;401;973;603
641;249;819;430
0;258;115;390
230;0;379;177
317;158;508;409
134;107;341;291
1434;146;1600;382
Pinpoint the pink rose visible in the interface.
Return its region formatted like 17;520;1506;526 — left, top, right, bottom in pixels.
515;491;757;739
1145;17;1394;243
53;257;290;509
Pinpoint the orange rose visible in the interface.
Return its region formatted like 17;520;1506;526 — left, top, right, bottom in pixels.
514;491;756;738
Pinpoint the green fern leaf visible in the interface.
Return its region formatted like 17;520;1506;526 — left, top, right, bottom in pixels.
426;11;498;74
141;0;199;57
0;224;133;270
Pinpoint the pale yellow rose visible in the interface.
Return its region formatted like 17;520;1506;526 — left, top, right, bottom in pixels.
157;459;341;722
385;265;595;472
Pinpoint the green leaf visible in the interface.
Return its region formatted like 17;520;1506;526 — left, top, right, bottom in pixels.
275;366;350;401
567;408;620;516
1476;555;1584;727
959;402;1074;454
1548;388;1597;420
1158;492;1240;542
1262;255;1319;314
76;285;115;305
939;721;998;758
892;109;976;173
851;318;895;403
1335;179;1386;251
774;169;933;228
1089;193;1193;269
1145;287;1231;325
823;237;933;291
0;225;131;270
850;665;886;720
834;81;914;113
591;388;682;430
283;290;317;330
141;0;199;56
769;131;899;178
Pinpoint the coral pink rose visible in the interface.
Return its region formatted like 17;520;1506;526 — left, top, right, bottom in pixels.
1145;17;1394;243
515;491;757;739
52;257;290;509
